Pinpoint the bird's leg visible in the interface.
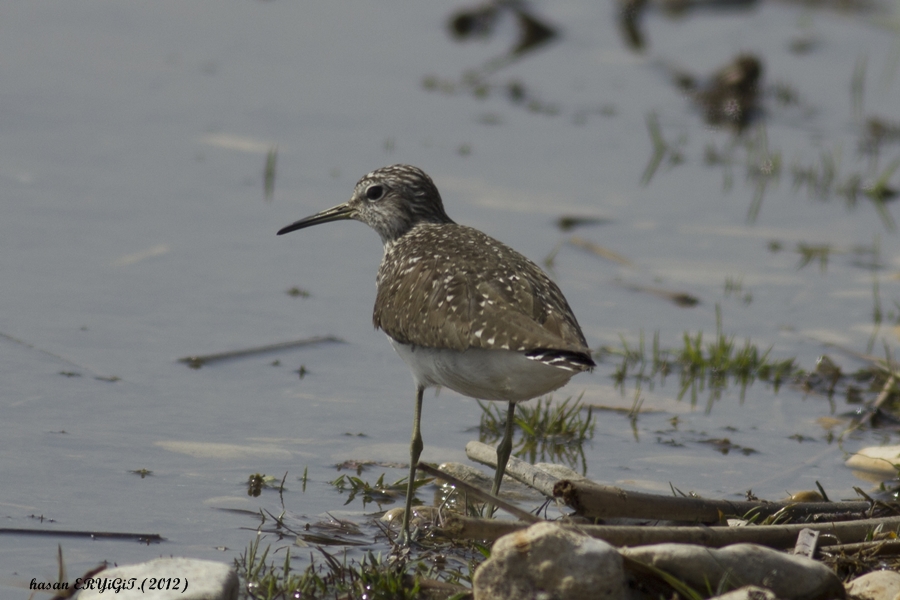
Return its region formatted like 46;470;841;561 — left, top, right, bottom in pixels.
486;400;516;518
400;385;425;545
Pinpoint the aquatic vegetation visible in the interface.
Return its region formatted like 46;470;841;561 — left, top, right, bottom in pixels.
611;307;798;408
478;395;595;473
238;537;423;600
329;473;426;510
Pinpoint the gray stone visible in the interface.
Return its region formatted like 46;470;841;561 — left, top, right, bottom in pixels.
473;521;626;600
708;585;778;600
622;543;844;600
845;570;900;600
77;557;238;600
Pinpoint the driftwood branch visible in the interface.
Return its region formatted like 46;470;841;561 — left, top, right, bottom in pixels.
819;539;900;556
467;441;873;522
0;528;163;542
466;441;578;497
178;335;343;368
417;462;540;524
555;479;873;522
441;514;900;549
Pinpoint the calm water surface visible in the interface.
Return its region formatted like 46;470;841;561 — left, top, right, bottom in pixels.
2;0;899;594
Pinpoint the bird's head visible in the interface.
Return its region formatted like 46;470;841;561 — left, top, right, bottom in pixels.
277;164;453;245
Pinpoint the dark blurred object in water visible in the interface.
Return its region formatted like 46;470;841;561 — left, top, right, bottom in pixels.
448;1;557;57
617;0;649;51
449;3;499;40
617;0;758;51
428;1;559;114
659;0;758;15
512;6;557;54
675;54;764;131
859;117;900;155
556;215;611;231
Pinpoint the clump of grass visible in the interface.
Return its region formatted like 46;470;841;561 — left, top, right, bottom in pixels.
238;535;422;600
612;306;797;409
329;473;431;510
767;236;880;274
800;350;900;418
478;394;595;473
646;92;899;228
744;125;782;222
786;147;898;231
796;242;832;272
641;111;686;185
239;536;309;599
723;276;752;304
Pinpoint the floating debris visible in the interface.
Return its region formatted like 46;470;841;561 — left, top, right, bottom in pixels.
247;472;284;497
617;0;648;51
567;236;633;266
286;286;310;298
676;54;764;131
178;335;343;369
698;436;758;456
617;281;700;307
555;215;610;232
0;527;163;543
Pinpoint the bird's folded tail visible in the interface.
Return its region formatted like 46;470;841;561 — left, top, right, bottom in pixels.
525;349;596;372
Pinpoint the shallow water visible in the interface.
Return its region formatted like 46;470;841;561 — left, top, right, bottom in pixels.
2;0;900;594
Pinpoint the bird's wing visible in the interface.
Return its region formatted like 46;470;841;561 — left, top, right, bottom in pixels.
373;224;589;353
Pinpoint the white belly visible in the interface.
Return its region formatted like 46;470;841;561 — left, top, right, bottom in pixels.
389;339;575;402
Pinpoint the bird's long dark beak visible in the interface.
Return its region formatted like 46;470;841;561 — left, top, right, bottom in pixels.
276;203;356;235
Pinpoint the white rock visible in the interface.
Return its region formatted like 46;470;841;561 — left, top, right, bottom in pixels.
621;543;844;600
845;445;900;478
473;521;626;600
77;557;238;600
845;570;900;600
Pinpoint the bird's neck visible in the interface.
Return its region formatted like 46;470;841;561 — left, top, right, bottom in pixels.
380;218;454;253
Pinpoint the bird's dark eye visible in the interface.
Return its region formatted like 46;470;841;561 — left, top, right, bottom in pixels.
365;185;384;201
